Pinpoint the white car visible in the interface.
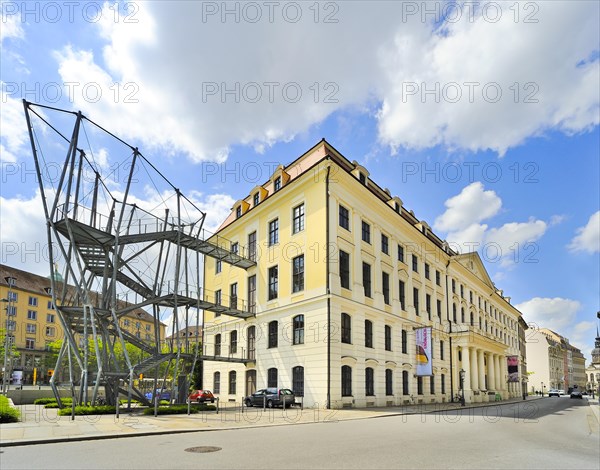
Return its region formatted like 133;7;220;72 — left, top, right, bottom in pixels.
548;389;560;397
557;389;565;396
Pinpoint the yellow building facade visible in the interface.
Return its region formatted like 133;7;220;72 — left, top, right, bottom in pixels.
0;264;165;385
202;140;527;408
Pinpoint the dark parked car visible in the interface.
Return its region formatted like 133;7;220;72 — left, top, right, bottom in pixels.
188;389;215;403
570;389;583;399
145;389;171;401
245;388;295;408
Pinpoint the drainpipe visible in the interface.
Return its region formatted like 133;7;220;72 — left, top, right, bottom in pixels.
325;159;331;410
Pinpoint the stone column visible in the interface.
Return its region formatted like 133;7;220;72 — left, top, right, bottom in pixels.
488;354;496;390
494;355;501;393
478;349;486;391
462;347;471;394
470;347;479;398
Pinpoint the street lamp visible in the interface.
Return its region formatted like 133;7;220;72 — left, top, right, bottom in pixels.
459;369;466;407
541;382;545;397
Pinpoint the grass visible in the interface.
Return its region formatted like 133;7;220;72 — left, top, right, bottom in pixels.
0;395;21;423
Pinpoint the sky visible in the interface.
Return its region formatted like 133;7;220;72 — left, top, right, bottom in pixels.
0;1;599;358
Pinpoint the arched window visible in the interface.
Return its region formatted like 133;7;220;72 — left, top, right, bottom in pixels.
213;371;220;394
470;312;474;326
214;334;221;356
292;366;304;397
247;326;256;360
365;367;375;396
230;330;238;354
341;313;351;344
402;370;409;395
228;371;236;394
365;320;373;348
268;321;278;348
293;315;304;345
385;369;393;396
267;367;278;388
342;365;352;396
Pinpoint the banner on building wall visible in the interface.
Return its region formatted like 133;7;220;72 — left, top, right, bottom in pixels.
415;327;432;376
507;356;519;382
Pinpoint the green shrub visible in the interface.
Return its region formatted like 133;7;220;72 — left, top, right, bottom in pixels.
0;395;20;423
57;405;116;416
142;404;216;415
34;397;58;405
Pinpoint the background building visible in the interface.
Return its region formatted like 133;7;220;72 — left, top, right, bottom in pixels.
0;264;166;386
586;328;600;394
201;140;527;408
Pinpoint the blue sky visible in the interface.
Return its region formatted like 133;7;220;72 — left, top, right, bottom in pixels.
1;1;599;357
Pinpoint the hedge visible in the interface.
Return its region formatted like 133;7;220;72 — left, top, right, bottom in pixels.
0;395;20;423
142;404;216;415
57;405;116;416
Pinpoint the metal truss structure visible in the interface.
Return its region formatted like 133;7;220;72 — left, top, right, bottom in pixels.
23;101;255;410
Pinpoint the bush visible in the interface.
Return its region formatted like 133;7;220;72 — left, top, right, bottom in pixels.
142;404;216;415
0;395;20;423
34;397;58;405
57;405;116;416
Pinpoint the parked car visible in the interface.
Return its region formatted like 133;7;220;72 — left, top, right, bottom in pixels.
144;389;171;401
245;388;295;408
557;389;565;396
188;389;215;403
570;389;583;399
548;389;560;397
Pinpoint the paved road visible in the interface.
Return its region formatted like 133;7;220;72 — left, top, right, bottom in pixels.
1;398;598;469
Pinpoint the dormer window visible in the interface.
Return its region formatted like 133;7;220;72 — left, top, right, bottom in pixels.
359;172;366;185
253;193;260;206
274;176;282;192
236;206;242;218
395;202;400;213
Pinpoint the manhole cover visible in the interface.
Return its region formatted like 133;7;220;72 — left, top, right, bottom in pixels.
185;446;222;453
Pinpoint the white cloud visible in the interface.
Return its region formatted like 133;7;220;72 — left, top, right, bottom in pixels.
0;7;24;43
45;1;598;161
568;211;600;254
516;297;581;333
0;92;29;163
485;218;548;266
434;182;501;232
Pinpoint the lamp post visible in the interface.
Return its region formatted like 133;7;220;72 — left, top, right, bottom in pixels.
541;382;545;397
459;368;466;407
2;276;17;394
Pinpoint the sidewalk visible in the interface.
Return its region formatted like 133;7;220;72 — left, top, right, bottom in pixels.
0;395;574;447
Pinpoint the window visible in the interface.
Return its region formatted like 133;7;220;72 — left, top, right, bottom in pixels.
402;329;408;354
230;330;238;354
461;308;465;323
216;259;222;274
28;296;38;307
412;255;418;272
417;376;423;395
399;281;406;310
45;326;55;337
292;203;305;234
339;205;350;230
7;291;17;302
229;371;236;394
248;231;257;261
377;272;389;306
268;219;279;245
214;334;221;356
452;279;456;293
413;288;420;315
253;192;260;206
381;234;389;254
268;266;278;300
274;176;281;191
7;320;16;331
365;320;373;348
460;285;464;298
435;270;441;286
292;255;304;293
26;323;36;334
247;326;256;360
425;263;430;280
27;310;37;320
441;374;446;394
231;242;239;255
341;313;351;344
452;303;457;323
341;365;352;396
437;299;442;319
247;275;256;314
293;315;304;345
268;320;278;348
267;368;278;388
7;305;16;316
236;206;242;218
359;172;367;185
215;289;222;306
365;368;375;396
47;300;55;310
292;366;304;397
339;250;350;289
385;369;393;396
469;291;473;304
135;321;141;330
430;375;435;395
124;319;130;327
440;341;445;360
402;371;409;395
384;325;392;351
230;283;238;309
398;244;405;263
362;262;372;298
361;221;371;243
426;294;431;320
146;324;151;331
470;312;474;326
26;338;35;350
214;372;221;393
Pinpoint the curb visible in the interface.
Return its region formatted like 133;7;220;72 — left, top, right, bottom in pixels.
0;396;545;448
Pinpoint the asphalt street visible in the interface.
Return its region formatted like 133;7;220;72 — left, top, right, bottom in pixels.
1;398;598;469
